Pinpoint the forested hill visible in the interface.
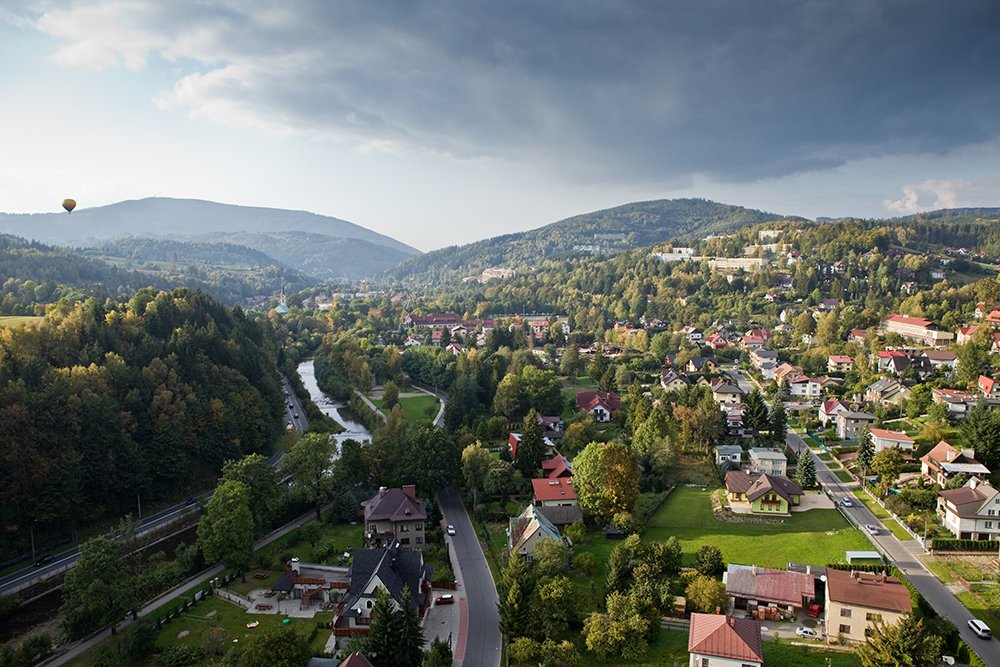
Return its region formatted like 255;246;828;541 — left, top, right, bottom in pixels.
0;234;303;313
388;198;799;283
0;288;284;557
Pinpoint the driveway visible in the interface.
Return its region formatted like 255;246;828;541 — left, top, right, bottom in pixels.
787;431;1000;665
437;488;501;667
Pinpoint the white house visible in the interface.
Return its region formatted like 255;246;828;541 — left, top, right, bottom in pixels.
937;478;1000;541
787;375;822;399
715;445;743;467
819;398;849;427
748;447;788;477
508;504;563;560
869;428;915;454
687;613;763;667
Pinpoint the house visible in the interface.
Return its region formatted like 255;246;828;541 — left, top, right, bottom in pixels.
956;325;978;345
403;335;423;347
836;410;876;440
444;342;463;356
824;569;911;644
881;314;954;346
687;613;763;667
705;333;729;350
270;558;351;612
849;328;868;343
922;349;958;371
740;335;766;350
508;433;557;460
330;543;432;647
531;478;578;507
750;348;779;370
868;428;915;455
920;441;991;487
337;654;374;667
773;363;803;383
931;388;980;419
710;379;744;406
748;448;788;476
758;361;777;381
818;298;840;312
541;453;573;479
979;375;1000;399
687;357;720;374
937;478;1000;540
683;326;704;343
864;378;908;406
660;368;691;392
725;471;804;515
537;413;564;435
819;398;849;427
535;504;584;528
575;391;622;422
361;486;427;549
786;375;821;399
875;350;908;372
827;355;853;373
724;564;817;619
715;445;743;468
508;505;563;560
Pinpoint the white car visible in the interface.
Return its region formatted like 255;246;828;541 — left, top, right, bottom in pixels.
865;524;879;535
841;497;854;507
446;524;456;536
795;626;820;640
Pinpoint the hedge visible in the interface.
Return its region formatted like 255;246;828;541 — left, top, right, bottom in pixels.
931;538;998;552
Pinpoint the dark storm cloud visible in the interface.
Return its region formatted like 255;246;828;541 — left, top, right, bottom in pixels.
25;0;1000;184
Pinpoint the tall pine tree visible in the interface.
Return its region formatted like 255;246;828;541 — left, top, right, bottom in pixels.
515;409;546;478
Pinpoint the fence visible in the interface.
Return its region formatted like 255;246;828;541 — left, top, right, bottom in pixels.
215;588;251;609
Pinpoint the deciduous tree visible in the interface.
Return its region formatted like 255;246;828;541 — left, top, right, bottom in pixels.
573;442;639;522
282;432;337;520
61;537;138;639
857;615;943;667
198;479;254;582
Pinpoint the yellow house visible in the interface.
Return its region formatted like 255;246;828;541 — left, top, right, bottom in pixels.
824;569;911;643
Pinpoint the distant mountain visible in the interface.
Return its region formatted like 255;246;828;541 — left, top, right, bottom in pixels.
388;198;801;283
0;197;420;279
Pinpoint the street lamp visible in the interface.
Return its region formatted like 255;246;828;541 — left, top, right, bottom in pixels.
30;519;37;561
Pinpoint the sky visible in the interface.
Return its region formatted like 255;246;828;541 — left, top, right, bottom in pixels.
2;1;999;252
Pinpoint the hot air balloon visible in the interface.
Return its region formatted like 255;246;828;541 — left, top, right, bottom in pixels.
62;199;76;213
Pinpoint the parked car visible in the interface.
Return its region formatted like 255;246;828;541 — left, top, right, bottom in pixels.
841;497;854;507
806;603;821;618
33;555;54;567
865;524;879;535
795;626;820;639
968;619;992;639
435;594;454;605
446;524;456;536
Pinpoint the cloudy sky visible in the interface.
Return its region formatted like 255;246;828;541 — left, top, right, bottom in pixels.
2;1;999;250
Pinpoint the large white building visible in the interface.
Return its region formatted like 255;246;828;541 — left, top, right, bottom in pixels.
937;478;1000;541
881;314;954;346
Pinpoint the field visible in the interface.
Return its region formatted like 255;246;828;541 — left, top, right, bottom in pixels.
644;487;871;568
576;627;859;667
0;315;42;328
374;393;439;422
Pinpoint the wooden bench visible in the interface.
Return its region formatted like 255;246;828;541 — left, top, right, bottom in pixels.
255;604;272;610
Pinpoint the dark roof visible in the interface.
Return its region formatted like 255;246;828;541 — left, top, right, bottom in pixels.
362;488;427;523
536;504;584;526
272;572;295;593
726;471;802;503
342;544;429;611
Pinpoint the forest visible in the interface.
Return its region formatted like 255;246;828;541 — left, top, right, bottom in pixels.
0;288;284;560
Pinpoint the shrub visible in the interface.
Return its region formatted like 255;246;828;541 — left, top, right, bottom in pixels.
931;538;997;552
160;646;205;667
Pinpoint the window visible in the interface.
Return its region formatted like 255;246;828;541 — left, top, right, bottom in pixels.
400;538;410;545
701;659;709;667
415;537;423;544
367;600;373;609
399;524;409;532
866;612;882;622
839;624;851;634
416;523;424;531
865;627;873;637
989;510;995;516
840;608;852;618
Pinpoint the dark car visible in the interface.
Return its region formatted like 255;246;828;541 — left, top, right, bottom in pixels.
435;594;455;605
34;555;54;567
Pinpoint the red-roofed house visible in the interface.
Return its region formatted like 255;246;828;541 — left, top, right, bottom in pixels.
881;314;954;345
869;428;914;455
921;441;991;487
531;478;578;507
819;398;849;427
541;453;572;479
937;478;1000;540
705;333;729;350
979;375;999;399
827;355;853;373
825;569;912;643
724;564;817;618
849;328;867;343
957;325;978;345
575;391;621;422
687;613;763;667
875;349;908;371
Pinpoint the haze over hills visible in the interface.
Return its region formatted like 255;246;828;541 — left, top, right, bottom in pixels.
0;197;420;280
387;198;804;283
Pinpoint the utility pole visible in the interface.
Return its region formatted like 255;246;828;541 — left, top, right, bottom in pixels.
30;519;37;561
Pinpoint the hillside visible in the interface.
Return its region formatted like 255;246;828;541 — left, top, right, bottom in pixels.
387;198;799;283
0;197;420;279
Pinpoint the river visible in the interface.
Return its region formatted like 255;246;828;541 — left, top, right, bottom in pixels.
297;359;372;444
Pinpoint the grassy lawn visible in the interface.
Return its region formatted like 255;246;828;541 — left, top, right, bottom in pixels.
252;522;363;573
818;452;834;462
577;628;859;667
645;487;871;569
0;315;42;328
850;489;913;542
374;394;438;422
957;584;1000;634
155;597;333;665
923;555;998;584
833;469;853;483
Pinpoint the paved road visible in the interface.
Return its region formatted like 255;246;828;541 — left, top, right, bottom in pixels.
788;431;1000;664
438;488;501;667
723;366;757;395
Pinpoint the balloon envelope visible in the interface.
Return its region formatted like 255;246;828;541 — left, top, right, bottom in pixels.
62;199;76;213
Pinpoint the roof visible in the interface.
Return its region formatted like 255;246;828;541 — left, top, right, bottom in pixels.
531;477;577;502
362;488;427;523
869;428;913;443
712;382;744;395
342;544;428;612
821;398;848;414
575;390;622;413
340;654;374;667
541;454;572;479
884;314;933;328
725;564;815;607
828;355;853;363
535;504;584;526
923;349;958;361
687;613;763;662
749;447;786;461
825;569;912;614
725;471;802;503
509;505;561;554
921;441;989;476
877;350;908;359
839;410;876;420
938;481;998;518
715;445;743;456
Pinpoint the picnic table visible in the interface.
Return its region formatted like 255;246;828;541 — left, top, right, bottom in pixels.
255;603;272;610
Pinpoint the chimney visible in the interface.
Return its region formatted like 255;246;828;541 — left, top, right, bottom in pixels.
379;486;388;497
402;485;417;500
290;557;300;574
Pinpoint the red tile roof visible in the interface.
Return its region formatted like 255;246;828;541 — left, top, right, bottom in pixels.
531;477;577;502
869;428;913;443
884;314;932;327
541;454;572;479
575;391;621;413
825;569;912;614
828;355;853;363
687;613;763;662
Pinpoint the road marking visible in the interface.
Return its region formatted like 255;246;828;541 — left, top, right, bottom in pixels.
455;596;469;660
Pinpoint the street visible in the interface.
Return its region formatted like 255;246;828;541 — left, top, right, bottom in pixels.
787;431;1000;665
438;488;501;667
